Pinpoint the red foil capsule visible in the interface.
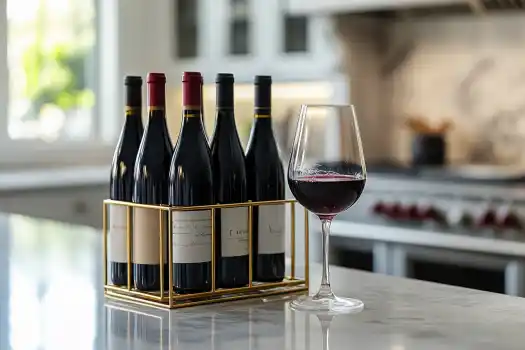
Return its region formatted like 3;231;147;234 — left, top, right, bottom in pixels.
388;202;407;220
407;204;421;220
372;201;385;215
499;212;522;229
477;209;497;227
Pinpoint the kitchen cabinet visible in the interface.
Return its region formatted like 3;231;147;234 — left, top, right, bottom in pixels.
0;185;107;229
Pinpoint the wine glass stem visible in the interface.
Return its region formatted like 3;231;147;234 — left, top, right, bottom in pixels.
318;219;334;298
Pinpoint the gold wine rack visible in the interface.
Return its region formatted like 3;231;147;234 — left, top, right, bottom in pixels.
102;199;309;309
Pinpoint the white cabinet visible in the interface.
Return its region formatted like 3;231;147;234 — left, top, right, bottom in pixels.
0;185;107;228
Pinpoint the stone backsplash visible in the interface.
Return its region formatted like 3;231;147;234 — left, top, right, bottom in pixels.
335;13;525;166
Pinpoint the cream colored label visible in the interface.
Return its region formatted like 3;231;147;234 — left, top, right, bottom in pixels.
221;207;249;257
109;205;129;263
258;204;285;254
132;208;167;264
172;210;212;264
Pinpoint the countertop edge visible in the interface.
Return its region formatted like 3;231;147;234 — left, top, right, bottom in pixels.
0;165;108;192
330;219;525;257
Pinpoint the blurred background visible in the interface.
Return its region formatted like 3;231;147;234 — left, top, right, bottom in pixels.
3;0;525;297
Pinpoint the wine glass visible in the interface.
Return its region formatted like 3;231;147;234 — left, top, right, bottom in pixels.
288;104;366;314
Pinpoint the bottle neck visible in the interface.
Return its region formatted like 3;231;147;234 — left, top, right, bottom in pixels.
253;111;272;127
125;84;142;121
146;107;168;132
126;84;142;107
125;106;142;120
147;80;166;126
182;108;205;132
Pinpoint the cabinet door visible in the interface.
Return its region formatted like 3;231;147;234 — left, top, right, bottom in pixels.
0;185;107;228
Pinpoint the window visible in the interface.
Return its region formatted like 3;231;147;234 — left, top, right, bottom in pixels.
283;15;309;53
229;0;250;55
230;19;249;55
175;0;198;58
7;0;97;142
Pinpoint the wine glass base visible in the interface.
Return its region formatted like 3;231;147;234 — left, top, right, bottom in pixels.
290;294;364;315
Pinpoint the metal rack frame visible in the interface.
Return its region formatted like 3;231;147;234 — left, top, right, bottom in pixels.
102;199;309;309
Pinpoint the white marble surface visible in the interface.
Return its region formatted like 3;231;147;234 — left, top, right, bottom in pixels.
2;213;525;349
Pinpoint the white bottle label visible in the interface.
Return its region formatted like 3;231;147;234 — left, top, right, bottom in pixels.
133;207;167;264
172;210;212;264
221;207;249;257
258;204;286;254
109;205;128;263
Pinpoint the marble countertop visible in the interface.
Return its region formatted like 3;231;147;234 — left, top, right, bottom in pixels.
1;214;525;349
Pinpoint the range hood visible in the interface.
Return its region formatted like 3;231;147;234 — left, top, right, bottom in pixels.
286;0;525;16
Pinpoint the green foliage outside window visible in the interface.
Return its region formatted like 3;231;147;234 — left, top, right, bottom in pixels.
22;43;94;119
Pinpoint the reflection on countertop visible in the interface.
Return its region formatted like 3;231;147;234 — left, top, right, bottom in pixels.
2;213;525;349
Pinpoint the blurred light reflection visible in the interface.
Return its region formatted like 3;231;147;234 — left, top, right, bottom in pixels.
8;216;98;350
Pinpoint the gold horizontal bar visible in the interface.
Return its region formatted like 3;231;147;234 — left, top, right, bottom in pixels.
105;278;306;301
168;279;306;301
104;199;171;211
104;198;297;212
105;292;171;310
105;285;163;302
168;199;296;211
106;286;309;310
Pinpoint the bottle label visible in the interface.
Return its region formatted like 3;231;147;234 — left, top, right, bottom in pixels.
254;114;271;119
109;205;128;263
258;204;286;254
132;208;167;264
221;207;249;257
172;210;212;264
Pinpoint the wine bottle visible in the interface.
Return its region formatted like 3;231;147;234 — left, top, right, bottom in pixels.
169;71;214;294
132;72;173;291
245;75;286;282
211;73;249;288
109;76;144;286
200;75;209;143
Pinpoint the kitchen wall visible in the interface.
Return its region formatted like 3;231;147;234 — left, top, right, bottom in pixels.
335;13;525;166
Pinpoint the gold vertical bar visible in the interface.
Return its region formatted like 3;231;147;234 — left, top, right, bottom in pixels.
304;208;309;288
159;208;164;301
211;207;216;292
103;202;108;286
126;205;132;290
290;202;296;279
168;208;173;308
248;202;253;287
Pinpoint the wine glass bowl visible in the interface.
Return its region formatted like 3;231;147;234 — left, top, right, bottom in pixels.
287;104;366;314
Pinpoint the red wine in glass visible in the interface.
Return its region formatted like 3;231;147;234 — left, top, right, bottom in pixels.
287;104;366;314
288;174;365;220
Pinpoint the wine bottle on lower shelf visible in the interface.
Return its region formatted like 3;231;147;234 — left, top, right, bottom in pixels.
109;76;144;286
211;73;249;288
132;73;173;291
169;71;214;294
245;75;286;282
